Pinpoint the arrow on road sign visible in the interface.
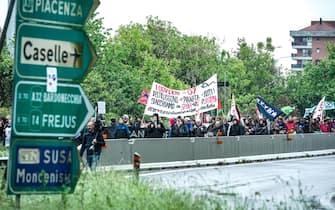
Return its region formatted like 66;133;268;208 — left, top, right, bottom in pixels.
12;80;94;137
16;23;97;82
17;0;100;27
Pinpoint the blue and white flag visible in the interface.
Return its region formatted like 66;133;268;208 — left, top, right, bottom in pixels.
303;106;316;118
256;96;283;121
324;101;335;110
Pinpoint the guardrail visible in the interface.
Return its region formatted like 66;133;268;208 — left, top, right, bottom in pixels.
100;133;335;166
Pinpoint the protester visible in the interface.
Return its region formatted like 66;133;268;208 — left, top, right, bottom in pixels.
255;119;268;135
285;116;297;134
227;118;245;136
311;118;321;132
296;118;305;134
113;117;131;139
303;117;313;133
320;117;334;133
0;116;6;146
190;119;207;137
133;115;147;131
4;117;11;147
245;118;257;135
169;117;189;137
79;121;106;171
145;121;166;138
122;114;133;128
208;120;226;136
106;118;117;138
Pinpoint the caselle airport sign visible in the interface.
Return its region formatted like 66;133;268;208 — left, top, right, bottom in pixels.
16;23;96;82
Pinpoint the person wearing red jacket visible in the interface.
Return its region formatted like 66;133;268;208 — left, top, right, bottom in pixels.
320;117;334;133
285;116;297;134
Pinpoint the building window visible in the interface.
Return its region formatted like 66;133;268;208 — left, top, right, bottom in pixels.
316;48;320;53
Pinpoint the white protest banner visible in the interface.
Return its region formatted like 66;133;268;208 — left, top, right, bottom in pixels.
144;74;218;118
313;96;325;120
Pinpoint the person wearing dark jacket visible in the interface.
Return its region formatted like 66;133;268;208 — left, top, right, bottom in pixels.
208;120;226;136
113;117;130;139
228;118;245;136
79;121;105;171
191;119;207;137
255;119;268;135
145;121;166;138
169;117;189;137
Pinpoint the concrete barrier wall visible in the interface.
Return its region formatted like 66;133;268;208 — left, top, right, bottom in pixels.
100;133;335;166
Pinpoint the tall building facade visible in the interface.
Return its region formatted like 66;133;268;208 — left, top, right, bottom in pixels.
290;18;335;71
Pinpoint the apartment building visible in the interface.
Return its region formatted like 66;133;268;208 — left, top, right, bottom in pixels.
290;18;335;71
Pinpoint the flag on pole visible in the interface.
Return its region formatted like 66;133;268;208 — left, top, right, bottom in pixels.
312;96;326;120
228;94;240;121
217;100;223;115
137;90;150;105
256;96;282;121
281;106;295;116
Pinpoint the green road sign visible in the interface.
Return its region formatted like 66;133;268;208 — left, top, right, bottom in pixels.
8;138;80;194
16;23;97;82
13;80;94;137
17;0;100;27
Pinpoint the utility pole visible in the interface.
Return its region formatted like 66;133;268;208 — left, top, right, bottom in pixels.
224;71;227;115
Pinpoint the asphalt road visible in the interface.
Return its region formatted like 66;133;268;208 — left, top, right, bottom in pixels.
141;155;335;209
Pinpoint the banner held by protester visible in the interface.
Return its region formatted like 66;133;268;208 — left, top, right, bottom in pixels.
144;74;218;118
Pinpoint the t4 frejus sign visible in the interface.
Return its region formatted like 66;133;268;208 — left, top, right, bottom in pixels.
144;74;218;118
13;81;94;137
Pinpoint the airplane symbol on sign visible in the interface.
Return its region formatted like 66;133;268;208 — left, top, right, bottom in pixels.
70;48;81;67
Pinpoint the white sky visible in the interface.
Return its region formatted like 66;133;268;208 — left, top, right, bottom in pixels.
1;0;334;70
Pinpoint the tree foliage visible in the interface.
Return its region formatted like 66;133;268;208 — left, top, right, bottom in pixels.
0;45;14;108
285;43;335;116
2;14;334;119
82;16;220;117
221;37;280;115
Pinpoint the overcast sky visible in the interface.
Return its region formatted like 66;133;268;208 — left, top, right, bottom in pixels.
1;0;334;70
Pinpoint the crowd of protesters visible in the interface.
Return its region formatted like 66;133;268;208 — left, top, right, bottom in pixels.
101;113;335;139
1;113;334;145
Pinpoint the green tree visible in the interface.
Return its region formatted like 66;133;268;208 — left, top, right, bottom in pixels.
286;42;335;116
224;37;280;115
83;15;283;118
83;16;188;117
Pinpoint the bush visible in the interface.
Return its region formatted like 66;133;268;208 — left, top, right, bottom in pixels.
0;170;227;210
0;107;10;118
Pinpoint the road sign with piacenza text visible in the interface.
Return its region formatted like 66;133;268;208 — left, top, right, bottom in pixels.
12;80;94;137
15;23;97;82
17;0;100;27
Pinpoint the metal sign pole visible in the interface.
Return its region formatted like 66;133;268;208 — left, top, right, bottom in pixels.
15;194;21;209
